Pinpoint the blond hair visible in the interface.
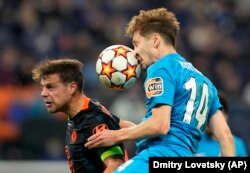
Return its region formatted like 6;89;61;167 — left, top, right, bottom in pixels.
126;7;180;46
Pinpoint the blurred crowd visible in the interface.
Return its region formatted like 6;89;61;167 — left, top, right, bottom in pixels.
0;0;249;160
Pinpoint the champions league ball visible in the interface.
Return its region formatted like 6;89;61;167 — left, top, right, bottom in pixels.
96;45;141;90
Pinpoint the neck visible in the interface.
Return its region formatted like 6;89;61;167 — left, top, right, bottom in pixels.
66;93;85;118
158;45;177;59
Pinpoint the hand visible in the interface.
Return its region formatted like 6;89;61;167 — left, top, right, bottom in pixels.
85;129;118;149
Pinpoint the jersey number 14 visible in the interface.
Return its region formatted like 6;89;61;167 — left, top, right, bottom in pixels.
183;77;209;129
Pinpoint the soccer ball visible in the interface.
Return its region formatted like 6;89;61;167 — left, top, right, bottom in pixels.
96;45;141;90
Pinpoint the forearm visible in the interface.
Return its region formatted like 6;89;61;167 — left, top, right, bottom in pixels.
209;110;236;156
116;116;168;142
103;158;124;173
85;106;171;149
219;135;235;156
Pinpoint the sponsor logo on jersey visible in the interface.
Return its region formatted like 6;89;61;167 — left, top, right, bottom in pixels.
92;124;108;134
145;77;163;98
71;130;77;144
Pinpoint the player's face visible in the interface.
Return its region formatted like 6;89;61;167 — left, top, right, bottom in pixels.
40;73;71;113
132;31;156;69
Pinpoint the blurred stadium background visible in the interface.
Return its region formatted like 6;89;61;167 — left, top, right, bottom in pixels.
0;0;249;172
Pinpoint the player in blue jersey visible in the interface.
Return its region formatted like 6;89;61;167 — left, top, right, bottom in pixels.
85;8;235;172
196;92;248;156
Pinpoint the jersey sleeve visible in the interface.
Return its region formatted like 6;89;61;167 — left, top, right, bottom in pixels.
208;86;222;119
145;67;176;109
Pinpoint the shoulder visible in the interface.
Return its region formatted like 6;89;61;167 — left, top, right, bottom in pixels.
156;53;181;67
147;55;180;77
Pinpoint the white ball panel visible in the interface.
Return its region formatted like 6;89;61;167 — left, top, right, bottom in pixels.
127;52;138;66
112;56;127;71
111;72;126;85
96;58;102;74
136;64;141;78
101;49;115;63
99;75;111;87
123;77;136;89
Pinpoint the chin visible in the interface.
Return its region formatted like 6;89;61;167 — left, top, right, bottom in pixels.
142;64;148;69
47;109;57;113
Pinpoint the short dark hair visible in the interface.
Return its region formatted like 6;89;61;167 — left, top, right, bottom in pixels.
32;58;84;92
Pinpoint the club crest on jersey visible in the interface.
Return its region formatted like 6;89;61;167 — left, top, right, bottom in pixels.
145;77;163;98
92;124;108;134
71;130;78;144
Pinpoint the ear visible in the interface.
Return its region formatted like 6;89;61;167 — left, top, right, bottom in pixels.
152;33;161;48
68;82;78;94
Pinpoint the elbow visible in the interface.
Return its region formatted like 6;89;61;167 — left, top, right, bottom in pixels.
219;130;236;156
223;129;234;145
220;131;234;146
151;123;169;135
160;125;170;135
227;132;235;146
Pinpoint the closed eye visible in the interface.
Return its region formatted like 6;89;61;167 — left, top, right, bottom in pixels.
46;84;54;89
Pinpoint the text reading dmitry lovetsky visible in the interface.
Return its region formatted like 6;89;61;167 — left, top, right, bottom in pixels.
149;157;249;173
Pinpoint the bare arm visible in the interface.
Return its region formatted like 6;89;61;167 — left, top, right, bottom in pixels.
119;119;136;128
208;110;235;156
103;156;124;173
117;105;171;141
85;105;171;148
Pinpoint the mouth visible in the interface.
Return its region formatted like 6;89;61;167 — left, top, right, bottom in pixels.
45;101;53;108
136;54;143;63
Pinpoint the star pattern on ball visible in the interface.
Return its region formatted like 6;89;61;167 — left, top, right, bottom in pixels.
112;46;129;58
101;62;116;79
122;64;137;80
96;44;141;90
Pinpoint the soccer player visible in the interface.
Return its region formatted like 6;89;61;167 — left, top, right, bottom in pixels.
196;92;248;156
31;58;130;173
85;7;235;172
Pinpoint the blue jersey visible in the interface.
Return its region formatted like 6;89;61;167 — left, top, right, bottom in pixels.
196;133;248;156
136;53;221;154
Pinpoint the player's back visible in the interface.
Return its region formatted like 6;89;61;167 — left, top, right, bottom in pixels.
170;54;220;126
139;53;221;154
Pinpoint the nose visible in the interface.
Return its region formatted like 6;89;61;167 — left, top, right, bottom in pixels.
133;47;138;55
133;48;142;62
41;87;48;97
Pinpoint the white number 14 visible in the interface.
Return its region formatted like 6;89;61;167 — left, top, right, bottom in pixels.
183;77;209;129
